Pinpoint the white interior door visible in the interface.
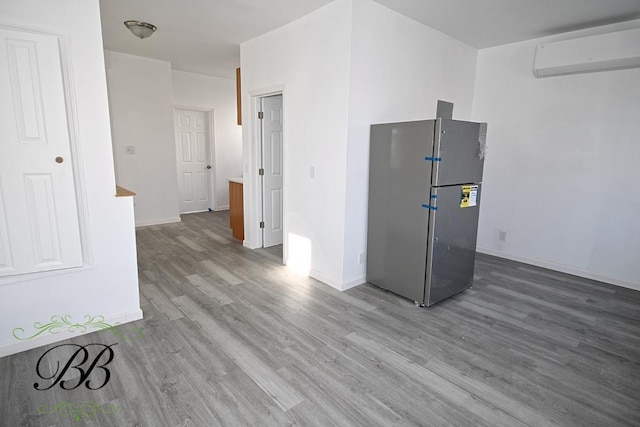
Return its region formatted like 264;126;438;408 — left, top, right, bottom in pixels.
261;95;283;247
175;109;211;214
0;27;83;277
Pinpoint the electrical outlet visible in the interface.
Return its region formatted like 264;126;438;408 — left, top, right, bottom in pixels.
498;230;507;241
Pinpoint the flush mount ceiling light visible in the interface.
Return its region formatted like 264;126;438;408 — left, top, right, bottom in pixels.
124;20;157;39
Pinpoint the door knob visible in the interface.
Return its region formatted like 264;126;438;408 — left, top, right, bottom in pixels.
55;157;64;163
206;165;212;169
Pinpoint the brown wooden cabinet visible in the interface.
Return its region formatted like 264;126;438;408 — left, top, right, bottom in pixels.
229;180;244;240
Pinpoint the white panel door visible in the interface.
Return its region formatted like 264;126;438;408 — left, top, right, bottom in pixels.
175;109;210;214
261;95;283;247
0;27;82;277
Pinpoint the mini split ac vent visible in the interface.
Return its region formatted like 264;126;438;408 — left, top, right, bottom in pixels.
533;28;640;78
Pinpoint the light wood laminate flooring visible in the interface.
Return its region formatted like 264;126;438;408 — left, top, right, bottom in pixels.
1;211;639;426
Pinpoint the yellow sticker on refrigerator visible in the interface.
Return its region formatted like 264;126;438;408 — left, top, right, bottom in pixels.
460;185;478;208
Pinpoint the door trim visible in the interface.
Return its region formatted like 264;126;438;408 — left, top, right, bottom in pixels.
259;94;283;248
172;106;217;212
0;22;92;286
248;88;285;260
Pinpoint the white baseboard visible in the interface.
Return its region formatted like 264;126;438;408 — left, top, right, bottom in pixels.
0;309;143;358
180;209;210;214
342;276;367;291
309;270;365;291
214;205;229;211
243;240;259;249
135;217;182;227
309;269;342;291
477;247;640;292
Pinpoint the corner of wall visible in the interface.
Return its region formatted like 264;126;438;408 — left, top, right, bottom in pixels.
0;0;142;357
240;0;354;289
341;0;479;288
471;21;640;289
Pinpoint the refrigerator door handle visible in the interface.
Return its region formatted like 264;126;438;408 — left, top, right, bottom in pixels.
432;118;443;186
424;186;438;305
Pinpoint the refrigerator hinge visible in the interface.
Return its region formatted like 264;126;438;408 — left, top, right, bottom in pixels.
258;111;264;119
258;168;264;176
259;221;265;229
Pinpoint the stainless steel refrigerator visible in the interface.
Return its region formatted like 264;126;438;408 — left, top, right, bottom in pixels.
366;117;487;307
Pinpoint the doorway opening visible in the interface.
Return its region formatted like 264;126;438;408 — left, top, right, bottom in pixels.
257;94;283;249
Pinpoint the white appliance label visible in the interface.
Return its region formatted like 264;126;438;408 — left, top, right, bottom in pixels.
469;185;478;207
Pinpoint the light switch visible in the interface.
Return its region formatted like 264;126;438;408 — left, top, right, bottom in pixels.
125;146;135;154
310;166;316;178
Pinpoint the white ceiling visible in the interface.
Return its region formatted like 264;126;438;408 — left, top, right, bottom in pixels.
375;0;640;48
99;0;640;79
99;0;334;78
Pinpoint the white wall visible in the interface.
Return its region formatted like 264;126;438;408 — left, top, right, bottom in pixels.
0;0;141;356
106;51;181;226
342;0;478;287
241;0;479;290
472;20;640;290
171;70;243;210
241;0;353;288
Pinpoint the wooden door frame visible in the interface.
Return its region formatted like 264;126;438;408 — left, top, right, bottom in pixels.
172;106;217;212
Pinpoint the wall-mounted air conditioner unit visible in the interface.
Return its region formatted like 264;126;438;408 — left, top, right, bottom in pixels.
533;28;640;78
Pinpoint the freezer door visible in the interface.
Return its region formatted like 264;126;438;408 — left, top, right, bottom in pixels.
367;120;435;303
432;119;486;186
425;184;481;306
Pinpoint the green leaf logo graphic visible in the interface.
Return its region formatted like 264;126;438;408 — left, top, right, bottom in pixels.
13;315;117;340
37;401;119;422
